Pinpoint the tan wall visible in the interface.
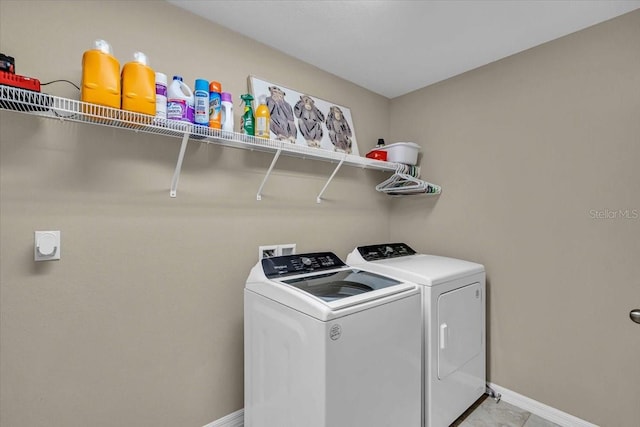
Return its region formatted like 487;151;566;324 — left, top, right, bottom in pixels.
0;1;391;426
389;10;640;426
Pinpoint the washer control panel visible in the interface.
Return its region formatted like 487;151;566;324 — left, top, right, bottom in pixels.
357;243;416;261
262;252;346;278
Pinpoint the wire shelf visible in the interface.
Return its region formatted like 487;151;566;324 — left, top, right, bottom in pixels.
0;86;398;171
1;85;440;199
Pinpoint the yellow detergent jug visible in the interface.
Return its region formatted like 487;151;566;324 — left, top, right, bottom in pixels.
121;51;155;117
81;39;120;110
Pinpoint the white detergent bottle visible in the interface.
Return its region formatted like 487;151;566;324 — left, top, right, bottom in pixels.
155;72;168;121
221;92;234;133
167;75;194;123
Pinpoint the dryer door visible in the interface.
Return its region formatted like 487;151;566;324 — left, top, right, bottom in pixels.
437;282;483;380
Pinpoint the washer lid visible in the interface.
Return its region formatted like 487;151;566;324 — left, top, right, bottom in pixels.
281;269;403;302
269;268;417;318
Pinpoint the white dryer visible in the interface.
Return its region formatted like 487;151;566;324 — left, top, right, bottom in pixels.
347;243;486;427
244;252;422;427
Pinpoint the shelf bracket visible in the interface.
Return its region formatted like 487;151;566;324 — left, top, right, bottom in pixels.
317;155;346;204
256;148;282;201
170;132;190;198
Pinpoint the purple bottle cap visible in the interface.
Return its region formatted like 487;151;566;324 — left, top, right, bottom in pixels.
221;92;232;102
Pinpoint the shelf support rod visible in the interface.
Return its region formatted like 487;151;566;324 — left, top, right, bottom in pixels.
317;155;346;204
170;132;190;198
257;148;282;201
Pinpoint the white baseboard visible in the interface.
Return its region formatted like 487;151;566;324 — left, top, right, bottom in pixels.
202;408;244;427
488;383;599;427
202;384;600;427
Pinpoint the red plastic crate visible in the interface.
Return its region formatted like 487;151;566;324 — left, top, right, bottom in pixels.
0;71;40;92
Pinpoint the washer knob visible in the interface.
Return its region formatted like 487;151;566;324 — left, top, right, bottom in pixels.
301;257;312;266
383;246;394;256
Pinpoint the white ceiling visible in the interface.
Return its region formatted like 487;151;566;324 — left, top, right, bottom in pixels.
169;0;640;99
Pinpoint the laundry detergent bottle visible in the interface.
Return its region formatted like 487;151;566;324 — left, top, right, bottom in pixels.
81;39;120;109
155;72;168;121
209;81;222;129
167;76;194;123
220;92;234;133
121;51;156;117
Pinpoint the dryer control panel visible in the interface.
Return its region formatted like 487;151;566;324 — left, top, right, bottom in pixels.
357;243;417;261
262;252;347;278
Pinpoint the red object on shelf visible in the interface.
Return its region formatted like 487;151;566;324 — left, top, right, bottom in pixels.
0;71;41;92
366;149;388;161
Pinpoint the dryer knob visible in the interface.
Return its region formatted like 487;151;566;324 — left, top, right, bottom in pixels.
301;257;312;266
383;246;394;256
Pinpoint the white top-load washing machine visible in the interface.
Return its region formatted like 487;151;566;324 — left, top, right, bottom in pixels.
347;243;486;427
244;252;422;427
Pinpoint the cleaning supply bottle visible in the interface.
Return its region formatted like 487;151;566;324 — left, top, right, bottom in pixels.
187;92;195;124
255;95;270;139
240;94;255;136
194;79;209;126
155;72;167;121
220;92;234;133
167;76;193;123
209;81;222;129
81;39;120;109
121;51;155;116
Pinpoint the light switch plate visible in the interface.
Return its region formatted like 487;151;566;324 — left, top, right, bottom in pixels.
35;230;61;261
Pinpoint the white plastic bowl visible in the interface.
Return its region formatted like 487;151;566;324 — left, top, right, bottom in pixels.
378;142;420;165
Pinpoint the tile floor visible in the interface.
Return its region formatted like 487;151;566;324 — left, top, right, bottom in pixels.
451;395;562;427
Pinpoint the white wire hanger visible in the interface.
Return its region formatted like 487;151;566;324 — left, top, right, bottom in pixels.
376;164;441;196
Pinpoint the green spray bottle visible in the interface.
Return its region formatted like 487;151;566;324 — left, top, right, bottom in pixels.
240;94;255;136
